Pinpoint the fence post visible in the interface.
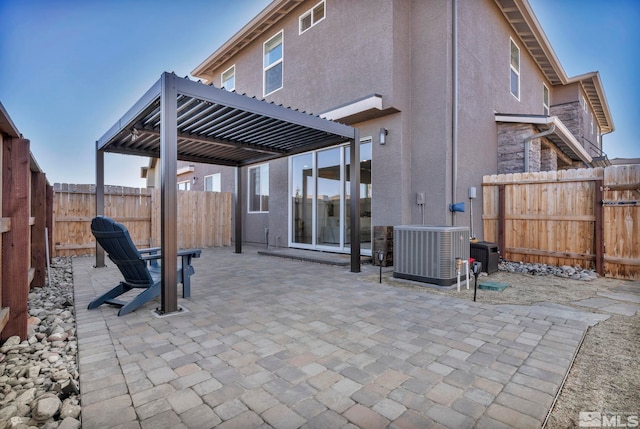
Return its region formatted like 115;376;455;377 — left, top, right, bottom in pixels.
498;184;505;257
30;171;47;287
46;184;54;261
594;180;604;276
1;138;30;340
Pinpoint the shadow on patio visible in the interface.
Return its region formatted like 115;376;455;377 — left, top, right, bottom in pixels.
73;245;604;429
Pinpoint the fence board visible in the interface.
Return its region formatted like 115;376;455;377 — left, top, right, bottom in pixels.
54;184;231;256
483;165;639;280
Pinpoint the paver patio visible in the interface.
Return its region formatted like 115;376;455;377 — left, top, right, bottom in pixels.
73;245;609;429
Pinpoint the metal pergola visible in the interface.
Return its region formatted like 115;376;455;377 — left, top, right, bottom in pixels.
95;72;360;314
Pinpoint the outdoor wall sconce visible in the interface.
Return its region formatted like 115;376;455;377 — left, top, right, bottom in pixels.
192;177;198;185
379;128;388;145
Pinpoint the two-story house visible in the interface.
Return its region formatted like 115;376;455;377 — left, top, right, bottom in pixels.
150;0;613;256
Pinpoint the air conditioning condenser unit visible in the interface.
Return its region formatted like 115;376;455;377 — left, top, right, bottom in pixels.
393;225;470;286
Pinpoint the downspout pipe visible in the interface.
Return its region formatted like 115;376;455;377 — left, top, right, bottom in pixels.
524;124;555;172
451;0;458;225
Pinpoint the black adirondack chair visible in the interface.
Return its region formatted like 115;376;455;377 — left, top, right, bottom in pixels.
88;216;201;316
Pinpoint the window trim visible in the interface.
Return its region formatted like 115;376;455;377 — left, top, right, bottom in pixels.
248;163;269;213
543;84;550;115
177;180;191;191
263;31;283;97
299;0;326;34
204;173;221;192
510;38;520;100
221;65;235;92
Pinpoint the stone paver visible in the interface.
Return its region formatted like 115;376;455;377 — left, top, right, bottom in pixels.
74;246;628;428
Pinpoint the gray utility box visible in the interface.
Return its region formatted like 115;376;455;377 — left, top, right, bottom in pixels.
470;241;499;274
393;225;470;286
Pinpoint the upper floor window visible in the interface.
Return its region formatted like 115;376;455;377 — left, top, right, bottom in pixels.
221;65;235;91
299;1;325;34
205;173;221;192
249;164;269;212
510;39;520;100
263;31;283;96
543;84;550;115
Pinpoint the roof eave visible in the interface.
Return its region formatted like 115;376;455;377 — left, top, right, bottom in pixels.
495;0;614;137
495;114;593;164
566;71;615;134
192;0;303;82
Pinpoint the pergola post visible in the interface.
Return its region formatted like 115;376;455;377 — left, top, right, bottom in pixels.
234;166;243;254
160;72;179;314
350;129;361;273
95;147;105;268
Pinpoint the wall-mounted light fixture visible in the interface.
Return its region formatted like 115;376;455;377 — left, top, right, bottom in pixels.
192;176;198;185
379;128;388;145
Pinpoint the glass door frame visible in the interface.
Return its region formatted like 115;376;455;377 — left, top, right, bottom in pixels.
288;137;372;256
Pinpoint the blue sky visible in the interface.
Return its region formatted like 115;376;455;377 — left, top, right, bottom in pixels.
1;0;638;188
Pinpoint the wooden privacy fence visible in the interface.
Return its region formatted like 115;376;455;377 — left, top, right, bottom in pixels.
1;133;52;340
483;165;640;280
53;184;232;257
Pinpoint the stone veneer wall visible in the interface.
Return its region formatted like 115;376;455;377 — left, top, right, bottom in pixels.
540;146;558;171
497;123;542;174
552;101;582;141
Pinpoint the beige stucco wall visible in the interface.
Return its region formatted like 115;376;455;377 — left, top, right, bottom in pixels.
195;0;586;244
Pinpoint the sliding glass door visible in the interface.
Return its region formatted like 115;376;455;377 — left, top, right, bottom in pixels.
291;153;313;245
289;139;372;254
345;141;372;253
317;147;342;248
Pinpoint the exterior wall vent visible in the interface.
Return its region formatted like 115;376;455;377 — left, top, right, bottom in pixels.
393;225;470;286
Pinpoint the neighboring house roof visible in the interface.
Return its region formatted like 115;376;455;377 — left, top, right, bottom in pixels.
495;0;614;134
610;157;640;166
193;0;614;136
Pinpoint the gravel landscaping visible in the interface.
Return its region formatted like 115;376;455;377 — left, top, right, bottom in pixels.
0;258;80;429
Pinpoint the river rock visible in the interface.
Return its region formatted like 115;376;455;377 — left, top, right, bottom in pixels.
499;259;598;280
14;387;36;405
58;416;81;429
0;257;80;426
32;394;61;421
0;404;18;420
60;397;81;419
